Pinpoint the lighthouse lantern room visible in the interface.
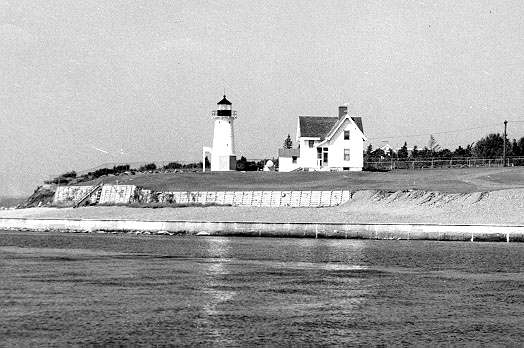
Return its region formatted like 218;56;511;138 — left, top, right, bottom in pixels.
204;95;237;171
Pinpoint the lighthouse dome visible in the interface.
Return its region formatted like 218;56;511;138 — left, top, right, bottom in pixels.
217;95;232;105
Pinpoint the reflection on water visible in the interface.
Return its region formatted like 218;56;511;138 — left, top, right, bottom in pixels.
200;238;236;345
195;237;372;346
1;232;523;346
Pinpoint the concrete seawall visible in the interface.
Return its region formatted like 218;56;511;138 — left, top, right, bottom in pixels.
53;186;353;207
2;217;524;242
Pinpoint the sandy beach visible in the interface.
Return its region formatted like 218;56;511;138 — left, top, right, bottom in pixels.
2;188;523;226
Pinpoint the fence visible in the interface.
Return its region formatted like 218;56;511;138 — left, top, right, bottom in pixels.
364;157;524;171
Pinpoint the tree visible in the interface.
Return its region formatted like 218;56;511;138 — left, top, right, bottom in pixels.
236;156;259;171
139;163;157;171
61;170;77;178
371;148;385;159
164;162;182;170
398;142;408;159
453;144;473;157
411;145;418;158
472;133;508;158
511;139;519;156
236;156;247;171
388;148;395;158
418;146;432;158
428;135;441;156
364;144;373;161
513;137;524;156
283;134;293;149
439;148;452;158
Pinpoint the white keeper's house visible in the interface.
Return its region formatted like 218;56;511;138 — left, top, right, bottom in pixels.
278;105;366;172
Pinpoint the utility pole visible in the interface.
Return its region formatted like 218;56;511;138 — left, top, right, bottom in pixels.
503;120;508;167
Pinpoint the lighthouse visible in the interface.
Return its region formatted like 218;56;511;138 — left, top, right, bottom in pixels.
203;95;237;171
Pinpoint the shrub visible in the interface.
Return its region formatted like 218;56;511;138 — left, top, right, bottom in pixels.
61;171;77;178
164;162;183;170
139;163;157;172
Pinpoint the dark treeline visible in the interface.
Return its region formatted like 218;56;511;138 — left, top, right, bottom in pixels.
366;133;524;161
236;156;266;171
47;161;204;185
48;155;277;186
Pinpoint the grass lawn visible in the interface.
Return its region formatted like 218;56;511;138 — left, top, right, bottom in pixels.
83;166;524;194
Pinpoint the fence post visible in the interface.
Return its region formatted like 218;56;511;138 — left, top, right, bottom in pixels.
503;120;507;167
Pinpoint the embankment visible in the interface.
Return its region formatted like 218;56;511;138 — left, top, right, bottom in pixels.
2;188;524;242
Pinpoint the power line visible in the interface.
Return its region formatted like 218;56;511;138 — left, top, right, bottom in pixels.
368;122;505;141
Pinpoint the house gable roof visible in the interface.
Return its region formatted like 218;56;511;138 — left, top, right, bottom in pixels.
352;117;364;134
318;115;367;146
298;115;365;141
298;116;339;139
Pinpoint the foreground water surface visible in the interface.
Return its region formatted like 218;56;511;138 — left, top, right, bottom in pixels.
1;231;523;347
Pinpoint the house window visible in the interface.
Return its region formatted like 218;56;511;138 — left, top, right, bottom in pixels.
344;130;350;140
292;156;297;164
317;147;328;166
308;140;314;148
344;149;350;161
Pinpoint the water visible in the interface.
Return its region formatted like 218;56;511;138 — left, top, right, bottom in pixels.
1;231;523;347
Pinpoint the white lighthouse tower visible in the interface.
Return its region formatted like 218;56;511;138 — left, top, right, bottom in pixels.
203;95;237;171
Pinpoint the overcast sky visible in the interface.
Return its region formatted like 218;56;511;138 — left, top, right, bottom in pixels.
1;1;523;196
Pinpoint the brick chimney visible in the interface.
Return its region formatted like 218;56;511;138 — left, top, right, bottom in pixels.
338;105;348;119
